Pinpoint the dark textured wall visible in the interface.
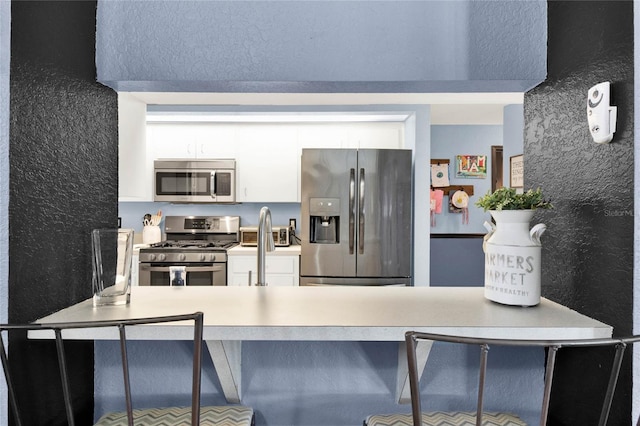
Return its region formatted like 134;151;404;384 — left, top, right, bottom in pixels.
524;2;633;424
9;1;118;424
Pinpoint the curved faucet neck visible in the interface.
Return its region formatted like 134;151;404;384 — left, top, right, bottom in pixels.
257;207;275;286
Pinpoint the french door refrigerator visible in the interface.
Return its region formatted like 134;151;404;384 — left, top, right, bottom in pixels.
300;148;412;286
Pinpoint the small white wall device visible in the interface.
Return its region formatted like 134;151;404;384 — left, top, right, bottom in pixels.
587;81;617;144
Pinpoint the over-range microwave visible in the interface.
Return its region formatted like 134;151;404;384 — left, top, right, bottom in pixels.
154;159;236;203
240;226;290;247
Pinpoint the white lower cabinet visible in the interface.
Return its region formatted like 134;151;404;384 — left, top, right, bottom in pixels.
228;254;300;286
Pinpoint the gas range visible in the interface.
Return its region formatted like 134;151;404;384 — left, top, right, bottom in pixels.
138;216;240;286
139;215;240;261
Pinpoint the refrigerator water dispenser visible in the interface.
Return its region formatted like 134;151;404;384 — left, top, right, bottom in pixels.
309;198;340;244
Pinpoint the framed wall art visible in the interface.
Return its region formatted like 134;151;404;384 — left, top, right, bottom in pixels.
455;155;487;179
510;154;524;188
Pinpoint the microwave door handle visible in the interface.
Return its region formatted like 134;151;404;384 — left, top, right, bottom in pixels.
349;168;355;255
359;168;365;255
210;171;216;198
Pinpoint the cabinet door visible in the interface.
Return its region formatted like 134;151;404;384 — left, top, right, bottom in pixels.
194;123;237;159
348;122;404;149
118;93;152;201
228;255;299;286
235;124;298;202
149;123;239;160
297;124;351;149
147;123;199;159
228;256;251;286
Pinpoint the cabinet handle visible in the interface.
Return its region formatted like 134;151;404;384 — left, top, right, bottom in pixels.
248;270;252;286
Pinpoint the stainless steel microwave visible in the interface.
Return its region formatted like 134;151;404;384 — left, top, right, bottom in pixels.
154;159;236;203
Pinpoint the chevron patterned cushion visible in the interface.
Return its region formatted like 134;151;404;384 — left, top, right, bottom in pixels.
94;405;254;426
365;411;527;426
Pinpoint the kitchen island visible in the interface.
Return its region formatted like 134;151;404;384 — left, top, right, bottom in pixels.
33;286;611;406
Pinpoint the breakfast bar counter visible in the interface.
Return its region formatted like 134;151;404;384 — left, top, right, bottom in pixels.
33;286;612;404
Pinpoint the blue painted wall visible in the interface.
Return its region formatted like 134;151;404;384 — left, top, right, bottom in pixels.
430;237;484;287
95;0;546;93
429;125;501;234
503;105;524;188
119;202;301;236
95;339;545;425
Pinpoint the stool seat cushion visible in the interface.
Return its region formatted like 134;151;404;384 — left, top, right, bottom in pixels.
365;411;527;426
94;405;254;426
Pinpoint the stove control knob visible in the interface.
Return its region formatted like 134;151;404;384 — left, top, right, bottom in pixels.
199;254;206;261
178;254;186;261
148;254;156;261
158;254;166;262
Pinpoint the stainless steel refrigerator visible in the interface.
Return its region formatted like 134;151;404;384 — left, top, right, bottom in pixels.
300;148;413;286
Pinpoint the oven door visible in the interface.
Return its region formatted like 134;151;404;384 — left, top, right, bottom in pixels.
138;263;227;286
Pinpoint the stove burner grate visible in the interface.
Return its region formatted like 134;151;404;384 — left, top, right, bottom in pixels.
150;240;237;249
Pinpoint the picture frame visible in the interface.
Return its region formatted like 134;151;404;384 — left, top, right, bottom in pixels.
455;155;487;179
510;154;524;188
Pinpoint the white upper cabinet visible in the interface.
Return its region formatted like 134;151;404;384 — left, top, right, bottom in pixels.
297;124;353;149
118;93;151;201
297;122;404;150
147;123;237;160
235;124;299;202
195;124;237;159
120;114;406;204
348;123;404;149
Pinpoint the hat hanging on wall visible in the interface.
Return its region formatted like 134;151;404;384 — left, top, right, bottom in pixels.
451;190;469;225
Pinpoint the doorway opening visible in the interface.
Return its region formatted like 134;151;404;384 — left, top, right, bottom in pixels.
491;145;503;192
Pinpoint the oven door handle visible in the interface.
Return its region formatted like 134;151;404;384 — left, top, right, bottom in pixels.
141;265;224;273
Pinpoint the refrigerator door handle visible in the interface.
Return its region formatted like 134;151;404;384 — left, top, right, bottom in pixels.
359;168;365;254
349;168;356;254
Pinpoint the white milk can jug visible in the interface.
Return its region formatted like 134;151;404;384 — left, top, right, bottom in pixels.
483;210;546;306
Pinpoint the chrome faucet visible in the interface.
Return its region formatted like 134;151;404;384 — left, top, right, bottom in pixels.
257;206;275;286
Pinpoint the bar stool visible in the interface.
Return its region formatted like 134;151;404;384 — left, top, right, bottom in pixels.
365;332;626;426
1;312;255;426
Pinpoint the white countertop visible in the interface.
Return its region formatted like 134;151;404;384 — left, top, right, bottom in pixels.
32;286;612;404
34;286;611;341
228;245;301;256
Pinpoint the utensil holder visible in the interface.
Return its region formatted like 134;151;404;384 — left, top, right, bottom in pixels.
142;225;161;245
